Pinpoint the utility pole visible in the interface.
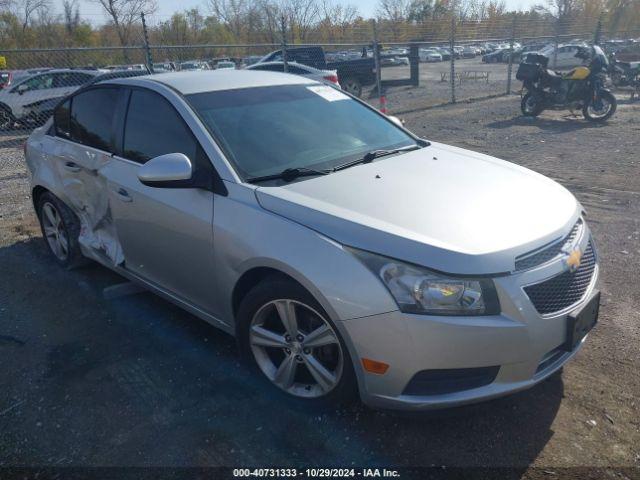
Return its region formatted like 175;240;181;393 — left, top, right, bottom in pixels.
141;12;154;73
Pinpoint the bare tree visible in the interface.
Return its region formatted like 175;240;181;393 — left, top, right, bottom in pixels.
14;0;50;31
93;0;157;47
206;0;253;41
63;0;79;34
281;0;319;42
377;0;411;22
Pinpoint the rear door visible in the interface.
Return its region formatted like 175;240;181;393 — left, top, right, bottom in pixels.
102;87;219;314
47;86;124;263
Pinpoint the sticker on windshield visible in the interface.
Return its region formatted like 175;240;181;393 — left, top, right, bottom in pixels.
307;85;349;102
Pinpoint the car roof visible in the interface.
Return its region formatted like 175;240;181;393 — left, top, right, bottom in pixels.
105;70;317;95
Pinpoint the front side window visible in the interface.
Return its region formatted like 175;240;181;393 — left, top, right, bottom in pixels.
187;84;416;179
14;73;54;92
70;87;120;151
123;89;197;164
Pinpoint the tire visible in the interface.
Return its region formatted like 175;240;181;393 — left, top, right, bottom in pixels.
340;77;363;98
237;276;358;409
582;91;617;122
0;106;15;131
36;191;87;269
521;92;544;117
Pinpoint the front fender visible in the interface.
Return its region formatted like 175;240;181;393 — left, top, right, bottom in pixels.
212;183;399;329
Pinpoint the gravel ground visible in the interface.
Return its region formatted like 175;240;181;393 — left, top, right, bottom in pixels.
0;95;639;476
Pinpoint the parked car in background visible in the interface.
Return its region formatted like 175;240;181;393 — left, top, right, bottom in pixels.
482;48;507;63
216;61;236;70
105;64;147;71
434;47;452;61
153;62;175;73
419;49;443;62
1;68;53;89
180;60;211;71
23;69;150;126
0;71;10;88
243;55;263;66
259;46;375;98
535;44;587;69
246;61;339;88
0;69;102;129
25;69;600;410
461;46;477;58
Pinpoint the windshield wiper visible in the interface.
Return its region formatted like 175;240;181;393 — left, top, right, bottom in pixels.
331;143;426;172
246;167;330;184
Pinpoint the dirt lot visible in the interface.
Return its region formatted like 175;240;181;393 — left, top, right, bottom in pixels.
0;94;639;476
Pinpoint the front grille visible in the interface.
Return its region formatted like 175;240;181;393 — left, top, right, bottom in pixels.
523;240;596;315
515;218;584;272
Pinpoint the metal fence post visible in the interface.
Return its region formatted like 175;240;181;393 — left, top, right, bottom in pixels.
552;18;559;70
281;15;288;73
141;12;154;73
506;13;516;94
593;14;603;45
450;16;456;104
372;19;386;113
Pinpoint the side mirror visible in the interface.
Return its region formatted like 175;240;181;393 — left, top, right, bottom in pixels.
137;153;193;188
17;84;28;95
388;115;405;128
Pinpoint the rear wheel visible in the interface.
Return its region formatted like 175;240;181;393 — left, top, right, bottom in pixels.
582;91;616;122
237;277;358;408
36;192;87;269
341;77;362;98
521;92;544;117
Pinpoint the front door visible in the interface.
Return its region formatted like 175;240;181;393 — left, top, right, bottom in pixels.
102;88;219;315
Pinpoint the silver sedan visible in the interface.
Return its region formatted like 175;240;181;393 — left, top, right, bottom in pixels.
25;70;600;410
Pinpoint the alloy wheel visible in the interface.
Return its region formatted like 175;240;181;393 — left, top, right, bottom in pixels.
342;80;362;97
41;202;69;261
586;97;612;119
249;299;344;398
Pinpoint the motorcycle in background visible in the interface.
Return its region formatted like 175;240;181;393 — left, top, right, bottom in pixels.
608;52;640;100
517;45;617;122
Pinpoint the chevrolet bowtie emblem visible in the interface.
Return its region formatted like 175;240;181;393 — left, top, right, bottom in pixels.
565;249;583;272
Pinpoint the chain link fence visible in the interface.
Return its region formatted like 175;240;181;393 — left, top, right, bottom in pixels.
1;15;639;172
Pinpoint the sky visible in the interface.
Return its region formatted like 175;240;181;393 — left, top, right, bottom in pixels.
71;0;541;26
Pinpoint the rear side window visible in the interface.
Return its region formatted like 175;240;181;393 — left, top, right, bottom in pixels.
122;89;197;164
53;99;71;138
70;87;120;152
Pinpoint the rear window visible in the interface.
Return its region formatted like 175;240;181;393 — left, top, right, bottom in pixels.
70;87;120;152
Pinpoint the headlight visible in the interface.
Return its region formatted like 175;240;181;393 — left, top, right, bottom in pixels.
348;248;500;316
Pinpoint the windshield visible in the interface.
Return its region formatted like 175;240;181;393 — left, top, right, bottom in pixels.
187;84;417;179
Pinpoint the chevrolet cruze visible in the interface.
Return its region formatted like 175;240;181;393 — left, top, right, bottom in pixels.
24;70;600;409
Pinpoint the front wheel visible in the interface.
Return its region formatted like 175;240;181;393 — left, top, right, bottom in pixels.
237;277;358;408
521;92;544;117
0;107;14;130
583;91;617;122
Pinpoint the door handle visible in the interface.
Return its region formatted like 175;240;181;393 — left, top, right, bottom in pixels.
114;187;133;203
63;161;81;173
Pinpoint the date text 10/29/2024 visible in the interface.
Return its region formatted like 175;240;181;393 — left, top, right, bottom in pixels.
233;469;401;478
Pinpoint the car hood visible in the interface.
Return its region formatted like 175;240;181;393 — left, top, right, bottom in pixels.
255;142;580;275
